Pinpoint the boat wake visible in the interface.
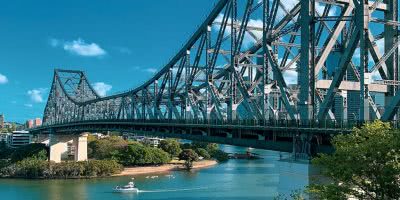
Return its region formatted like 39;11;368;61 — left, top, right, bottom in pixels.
139;186;208;193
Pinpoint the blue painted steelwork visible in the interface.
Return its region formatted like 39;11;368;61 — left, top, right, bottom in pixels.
32;0;400;155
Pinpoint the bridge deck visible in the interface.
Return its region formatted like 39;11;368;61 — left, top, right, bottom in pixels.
29;119;359;154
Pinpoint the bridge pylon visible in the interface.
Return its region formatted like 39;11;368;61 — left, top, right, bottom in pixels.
49;132;88;163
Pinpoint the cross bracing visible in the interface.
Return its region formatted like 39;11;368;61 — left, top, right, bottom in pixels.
43;0;400;127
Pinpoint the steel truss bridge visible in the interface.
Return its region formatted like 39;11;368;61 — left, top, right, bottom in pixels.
31;0;400;155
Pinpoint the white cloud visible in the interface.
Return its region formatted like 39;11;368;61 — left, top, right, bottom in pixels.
375;39;384;55
50;38;106;57
64;39;106;57
92;82;112;97
283;70;298;85
0;73;8;84
130;66;159;74
213;14;260;48
24;104;33;108
27;88;46;103
275;1;336;19
144;68;157;74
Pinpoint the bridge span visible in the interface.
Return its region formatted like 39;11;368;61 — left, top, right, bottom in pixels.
30;0;400;162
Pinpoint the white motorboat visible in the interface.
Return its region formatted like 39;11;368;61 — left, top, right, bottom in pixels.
113;181;139;193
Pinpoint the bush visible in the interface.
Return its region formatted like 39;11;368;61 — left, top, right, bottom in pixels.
117;144;171;166
13;157;48;178
159;139;182;158
195;148;211;159
191;141;208;149
179;149;199;170
88;136;128;160
180;143;192;150
309;121;400;199
209;149;229;162
0;158;122;179
8;144;48;162
206;143;219;152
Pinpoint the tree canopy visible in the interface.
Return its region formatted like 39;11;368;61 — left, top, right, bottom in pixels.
309;120;400;199
159;139;182;158
179;149;199;170
117;143;171;166
88;136;128;160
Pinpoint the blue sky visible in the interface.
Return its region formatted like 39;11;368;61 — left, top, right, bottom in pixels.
0;0;397;123
0;0;217;123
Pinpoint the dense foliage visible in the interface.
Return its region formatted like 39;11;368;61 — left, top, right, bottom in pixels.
0;158;122;179
179;149;199;170
191;142;218;152
195;148;211;159
0;123;17;133
159;139;182;158
117;143;171;166
88;136;128;160
273;190;305;200
309;121;400;199
209;149;229;162
0;143;48;162
180;142;228;162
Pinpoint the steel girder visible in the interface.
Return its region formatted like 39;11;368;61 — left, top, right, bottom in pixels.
42;0;400;126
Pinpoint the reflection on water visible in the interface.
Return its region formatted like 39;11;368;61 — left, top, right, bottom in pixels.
0;145;314;200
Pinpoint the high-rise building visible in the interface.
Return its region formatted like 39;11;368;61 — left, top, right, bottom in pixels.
26;120;34;129
34;118;42;127
0;114;4;129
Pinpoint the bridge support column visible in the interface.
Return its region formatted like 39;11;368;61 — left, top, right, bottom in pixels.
49;133;88;163
49;134;70;163
258;134;265;141
73;133;88;162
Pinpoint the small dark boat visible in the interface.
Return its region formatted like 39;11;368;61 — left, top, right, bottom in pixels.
229;147;262;160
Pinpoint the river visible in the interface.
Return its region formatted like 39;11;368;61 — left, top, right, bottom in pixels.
0;145;313;200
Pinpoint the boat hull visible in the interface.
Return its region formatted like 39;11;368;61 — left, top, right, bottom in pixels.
113;188;139;193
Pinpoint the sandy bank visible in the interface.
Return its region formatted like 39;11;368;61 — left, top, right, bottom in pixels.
114;160;218;177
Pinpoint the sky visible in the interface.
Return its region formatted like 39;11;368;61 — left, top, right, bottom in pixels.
0;0;397;123
0;0;217;123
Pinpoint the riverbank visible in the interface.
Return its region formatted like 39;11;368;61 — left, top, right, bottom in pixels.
114;160;218;176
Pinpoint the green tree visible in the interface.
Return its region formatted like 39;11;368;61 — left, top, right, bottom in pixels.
274;190;306;200
191;141;208;149
309;120;400;199
206;143;219;152
159;139;182;158
88;136;128;159
195;148;211;159
180;143;192;150
10;143;48;162
117;143;171;166
209;149;229;162
179;149;199;170
7;123;16;132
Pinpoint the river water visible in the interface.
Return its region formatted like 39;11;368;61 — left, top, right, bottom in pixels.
0;145;313;200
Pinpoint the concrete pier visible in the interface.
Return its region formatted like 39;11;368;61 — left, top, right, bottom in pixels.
73;133;88;162
49;133;88;163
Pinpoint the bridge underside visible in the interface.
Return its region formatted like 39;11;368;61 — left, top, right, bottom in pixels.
31;120;351;154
